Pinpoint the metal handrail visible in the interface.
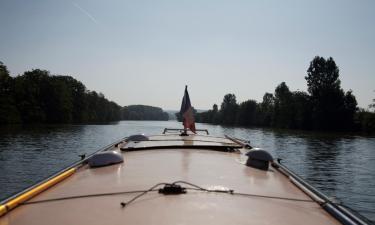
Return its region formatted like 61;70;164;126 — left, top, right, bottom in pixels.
273;160;372;225
163;128;209;135
224;135;252;149
0;137;127;206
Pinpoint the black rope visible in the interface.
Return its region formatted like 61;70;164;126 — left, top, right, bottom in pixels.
172;181;209;191
22;181;315;208
22;190;158;205
120;182;168;208
171;181;312;202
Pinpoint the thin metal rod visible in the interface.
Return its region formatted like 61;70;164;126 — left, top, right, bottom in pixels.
273;160;371;225
163;128;209;135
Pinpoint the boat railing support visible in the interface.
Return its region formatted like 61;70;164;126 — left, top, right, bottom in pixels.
0;136;128;217
224;135;252;149
163;128;209;135
273;160;372;225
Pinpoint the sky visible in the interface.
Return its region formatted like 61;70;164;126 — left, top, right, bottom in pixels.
0;0;374;110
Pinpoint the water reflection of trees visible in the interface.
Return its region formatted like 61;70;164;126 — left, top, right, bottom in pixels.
271;130;343;196
302;136;343;196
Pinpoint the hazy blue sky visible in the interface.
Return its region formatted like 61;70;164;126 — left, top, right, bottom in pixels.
1;0;374;110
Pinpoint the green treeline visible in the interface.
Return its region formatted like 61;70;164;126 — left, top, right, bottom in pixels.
0;62;121;124
121;105;169;121
196;56;375;132
0;61;171;124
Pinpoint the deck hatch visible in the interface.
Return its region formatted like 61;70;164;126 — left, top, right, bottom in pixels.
120;135;242;151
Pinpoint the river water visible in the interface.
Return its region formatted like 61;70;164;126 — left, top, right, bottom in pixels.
0;120;374;222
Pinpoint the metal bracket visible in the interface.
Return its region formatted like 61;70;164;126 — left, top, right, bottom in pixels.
163;128;209;135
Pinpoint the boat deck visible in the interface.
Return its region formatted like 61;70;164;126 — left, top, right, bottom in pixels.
0;134;342;225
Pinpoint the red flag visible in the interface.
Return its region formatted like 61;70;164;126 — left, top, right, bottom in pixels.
180;86;196;133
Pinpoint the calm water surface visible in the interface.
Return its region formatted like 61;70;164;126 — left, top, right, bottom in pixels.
0;121;374;221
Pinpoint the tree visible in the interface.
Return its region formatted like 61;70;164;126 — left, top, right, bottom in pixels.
56;76;87;122
236;100;257;126
256;93;274;126
342;90;358;128
42;76;73;123
291;91;312;129
305;56;357;130
213;104;218;112
195;104;221;124
0;62;11;93
273;82;293;128
357;109;375;133
220;94;238;125
0;62;20;124
1;63;121;124
306;57;341;97
370;91;375;111
211;104;221;124
122;105;169;121
14;69;50;123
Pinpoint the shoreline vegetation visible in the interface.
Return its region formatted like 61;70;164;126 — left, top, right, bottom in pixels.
0;62;168;124
184;56;375;133
1;56;375;133
121;105;169;121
